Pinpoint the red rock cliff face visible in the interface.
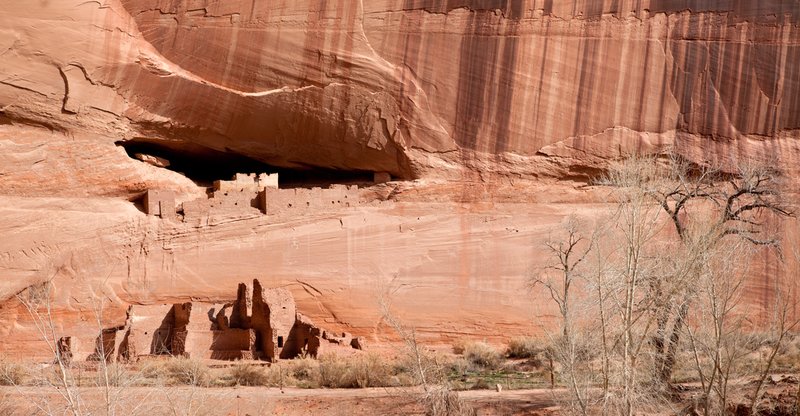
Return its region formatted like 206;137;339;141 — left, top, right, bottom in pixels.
4;1;800;180
0;1;798;355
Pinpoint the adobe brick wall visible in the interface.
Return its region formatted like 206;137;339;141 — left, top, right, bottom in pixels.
260;184;361;215
213;173;277;193
143;189;176;220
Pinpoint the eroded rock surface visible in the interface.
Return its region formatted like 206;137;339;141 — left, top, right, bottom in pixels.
0;1;799;356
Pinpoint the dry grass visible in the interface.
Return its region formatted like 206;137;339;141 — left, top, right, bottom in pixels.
226;363;268;386
506;337;539;359
462;342;502;370
318;353;397;388
141;357;210;386
212;354;415;389
424;385;476;416
0;359;28;386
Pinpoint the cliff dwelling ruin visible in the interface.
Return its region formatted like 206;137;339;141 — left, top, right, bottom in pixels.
120;138;395;222
141;172;379;222
65;279;364;363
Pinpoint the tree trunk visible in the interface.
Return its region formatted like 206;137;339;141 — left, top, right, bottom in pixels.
660;302;689;384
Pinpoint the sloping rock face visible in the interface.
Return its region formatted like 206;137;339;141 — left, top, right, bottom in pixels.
0;1;798;357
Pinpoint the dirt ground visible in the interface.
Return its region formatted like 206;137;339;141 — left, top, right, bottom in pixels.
3;376;797;415
0;386;562;416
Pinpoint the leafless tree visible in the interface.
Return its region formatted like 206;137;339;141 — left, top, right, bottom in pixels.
16;278;84;416
746;246;800;416
378;281;475;416
610;153;793;385
600;156;672;416
683;234;753;416
539;153;794;415
531;216;593;414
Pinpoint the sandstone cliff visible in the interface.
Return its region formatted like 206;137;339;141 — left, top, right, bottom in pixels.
0;0;798;357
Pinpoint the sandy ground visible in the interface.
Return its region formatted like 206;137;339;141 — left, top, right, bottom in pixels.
0;386;563;416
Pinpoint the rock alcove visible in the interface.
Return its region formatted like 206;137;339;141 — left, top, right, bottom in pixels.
116;139;383;189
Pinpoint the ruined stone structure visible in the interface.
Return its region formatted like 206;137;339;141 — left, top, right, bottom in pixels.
214;173;278;193
181;173;274;220
74;279;362;363
259;184;362;216
143;173;368;222
142;189;176;221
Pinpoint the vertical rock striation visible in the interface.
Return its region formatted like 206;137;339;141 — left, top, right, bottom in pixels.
0;1;798;351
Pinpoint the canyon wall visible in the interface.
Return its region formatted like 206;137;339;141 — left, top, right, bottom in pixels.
0;0;798;357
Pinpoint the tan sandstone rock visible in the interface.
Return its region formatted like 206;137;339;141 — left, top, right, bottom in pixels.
0;1;798;359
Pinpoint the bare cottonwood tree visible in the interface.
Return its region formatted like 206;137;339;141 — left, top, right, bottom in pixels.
682;233;754;415
745;245;800;415
538;153;792;415
644;155;793;385
531;216;593;415
600;156;673;416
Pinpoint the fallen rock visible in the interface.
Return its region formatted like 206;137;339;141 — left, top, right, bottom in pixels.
134;153;171;168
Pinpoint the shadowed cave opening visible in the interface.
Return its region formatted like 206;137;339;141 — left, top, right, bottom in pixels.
116;140;378;189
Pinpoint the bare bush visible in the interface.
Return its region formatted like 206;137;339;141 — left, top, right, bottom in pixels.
506;337;540;359
462;342;503;370
143;357;210;386
317;353;396;388
380;286;474;416
16;280;85;416
0;359;28;386
424;385;476;416
227;363;268;386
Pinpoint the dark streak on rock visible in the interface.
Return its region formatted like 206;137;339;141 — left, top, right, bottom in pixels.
417;0;521;153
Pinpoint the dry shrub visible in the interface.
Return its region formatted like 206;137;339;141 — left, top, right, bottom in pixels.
259;357;323;388
0;360;28;386
318;353;394;388
167;358;209;386
395;349;450;386
227;363;268;386
316;354;345;387
774;333;800;371
285;357;320;384
355;353;396;387
462;342;502;370
506;337;539;359
142;357;209;386
94;362;133;387
263;362;296;388
424;385;476;416
451;339;468;355
447;357;471;377
141;360;168;380
318;354;356;388
30;364;69;387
